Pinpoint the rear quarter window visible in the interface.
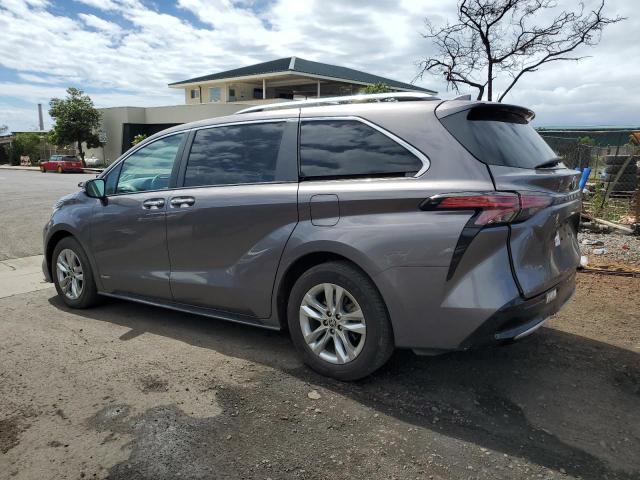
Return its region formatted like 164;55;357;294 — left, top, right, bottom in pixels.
439;106;557;169
299;119;424;179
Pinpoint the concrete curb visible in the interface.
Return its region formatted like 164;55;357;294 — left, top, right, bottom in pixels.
0;165;104;174
0;165;40;171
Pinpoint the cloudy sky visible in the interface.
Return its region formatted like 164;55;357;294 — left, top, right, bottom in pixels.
0;0;637;131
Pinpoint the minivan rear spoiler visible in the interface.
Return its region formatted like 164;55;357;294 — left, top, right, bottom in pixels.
436;101;535;123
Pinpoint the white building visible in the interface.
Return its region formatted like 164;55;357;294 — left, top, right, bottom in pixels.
88;57;435;164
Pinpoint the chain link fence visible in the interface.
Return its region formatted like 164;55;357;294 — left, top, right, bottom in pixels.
539;132;639;225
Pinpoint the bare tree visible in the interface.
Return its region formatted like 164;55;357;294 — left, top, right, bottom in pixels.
418;0;624;101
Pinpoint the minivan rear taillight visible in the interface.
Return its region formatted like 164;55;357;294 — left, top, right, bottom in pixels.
421;191;552;225
421;191;553;280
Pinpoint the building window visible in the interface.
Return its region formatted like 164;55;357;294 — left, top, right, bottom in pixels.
228;88;236;102
190;88;200;100
209;87;221;103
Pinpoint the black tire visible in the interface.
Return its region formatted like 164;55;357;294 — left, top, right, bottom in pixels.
604;164;637;175
40;166;46;173
612;182;637;192
52;237;100;309
603;173;638;184
287;261;394;381
604;155;631;166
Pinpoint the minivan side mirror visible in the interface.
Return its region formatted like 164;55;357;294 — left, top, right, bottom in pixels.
85;178;106;199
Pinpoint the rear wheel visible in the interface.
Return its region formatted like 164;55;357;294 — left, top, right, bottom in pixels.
53;237;99;308
287;261;394;381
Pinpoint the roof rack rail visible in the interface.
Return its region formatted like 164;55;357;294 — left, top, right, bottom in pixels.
236;92;439;114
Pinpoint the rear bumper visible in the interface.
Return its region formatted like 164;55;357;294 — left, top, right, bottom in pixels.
459;272;576;349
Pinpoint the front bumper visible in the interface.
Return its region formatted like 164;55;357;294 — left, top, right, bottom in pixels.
42;256;52;282
459;272;576;349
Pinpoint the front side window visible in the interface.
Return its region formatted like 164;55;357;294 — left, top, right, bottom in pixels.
116;133;185;194
184;122;286;187
104;162;122;195
299;119;423;179
209;87;221;103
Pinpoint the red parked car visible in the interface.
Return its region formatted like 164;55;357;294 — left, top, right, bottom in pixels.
40;155;83;173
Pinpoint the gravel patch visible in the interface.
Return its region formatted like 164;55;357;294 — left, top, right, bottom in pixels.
578;231;640;267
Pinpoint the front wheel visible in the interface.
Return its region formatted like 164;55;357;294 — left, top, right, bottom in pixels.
40;166;46;173
52;237;99;308
287;261;394;381
57;165;63;173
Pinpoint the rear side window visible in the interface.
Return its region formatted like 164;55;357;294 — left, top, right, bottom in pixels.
299;119;423;179
439;107;557;169
184;122;286;187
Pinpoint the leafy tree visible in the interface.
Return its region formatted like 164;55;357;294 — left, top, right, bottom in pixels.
8;132;42;166
361;82;392;94
419;0;624;101
131;133;148;146
578;136;596;146
49;87;102;166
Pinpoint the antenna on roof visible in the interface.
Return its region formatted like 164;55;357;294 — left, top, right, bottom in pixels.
236;92;439;114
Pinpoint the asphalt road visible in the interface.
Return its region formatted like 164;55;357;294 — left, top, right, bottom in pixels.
0;169;638;480
0;169;94;261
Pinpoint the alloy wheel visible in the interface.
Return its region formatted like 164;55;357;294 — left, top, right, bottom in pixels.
56;249;84;300
299;283;366;364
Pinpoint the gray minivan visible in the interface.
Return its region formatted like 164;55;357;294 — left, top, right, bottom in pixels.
43;93;580;380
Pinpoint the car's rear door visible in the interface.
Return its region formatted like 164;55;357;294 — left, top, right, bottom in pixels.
438;103;581;298
165;118;299;318
91;132;187;299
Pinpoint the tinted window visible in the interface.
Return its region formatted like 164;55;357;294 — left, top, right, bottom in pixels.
184;122;285;187
104;162;122;195
116;133;185;194
299;120;423;178
439;107;557;169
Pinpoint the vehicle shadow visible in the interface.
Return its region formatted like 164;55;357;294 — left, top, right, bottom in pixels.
48;295;640;479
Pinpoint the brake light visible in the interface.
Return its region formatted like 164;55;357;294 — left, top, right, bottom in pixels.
421;191;553;281
421;192;552;225
516;194;553;222
427;193;520;226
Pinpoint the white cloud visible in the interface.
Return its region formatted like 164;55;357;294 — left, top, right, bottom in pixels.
79;13;123;36
0;0;637;131
73;0;120;11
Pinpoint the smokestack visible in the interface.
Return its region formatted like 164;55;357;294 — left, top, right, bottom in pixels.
37;103;44;131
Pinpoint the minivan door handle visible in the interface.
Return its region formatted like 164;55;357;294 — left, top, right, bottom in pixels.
142;198;165;210
170;196;196;208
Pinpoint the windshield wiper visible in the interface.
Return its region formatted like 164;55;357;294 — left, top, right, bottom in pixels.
534;158;562;169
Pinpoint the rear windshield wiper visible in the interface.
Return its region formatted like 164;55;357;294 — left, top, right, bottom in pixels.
534;158;562;169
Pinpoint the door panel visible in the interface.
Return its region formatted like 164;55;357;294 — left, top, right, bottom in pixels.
91;132;187;299
166;183;298;317
92;191;172;299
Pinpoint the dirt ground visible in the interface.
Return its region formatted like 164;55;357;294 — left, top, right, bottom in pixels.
0;273;638;480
